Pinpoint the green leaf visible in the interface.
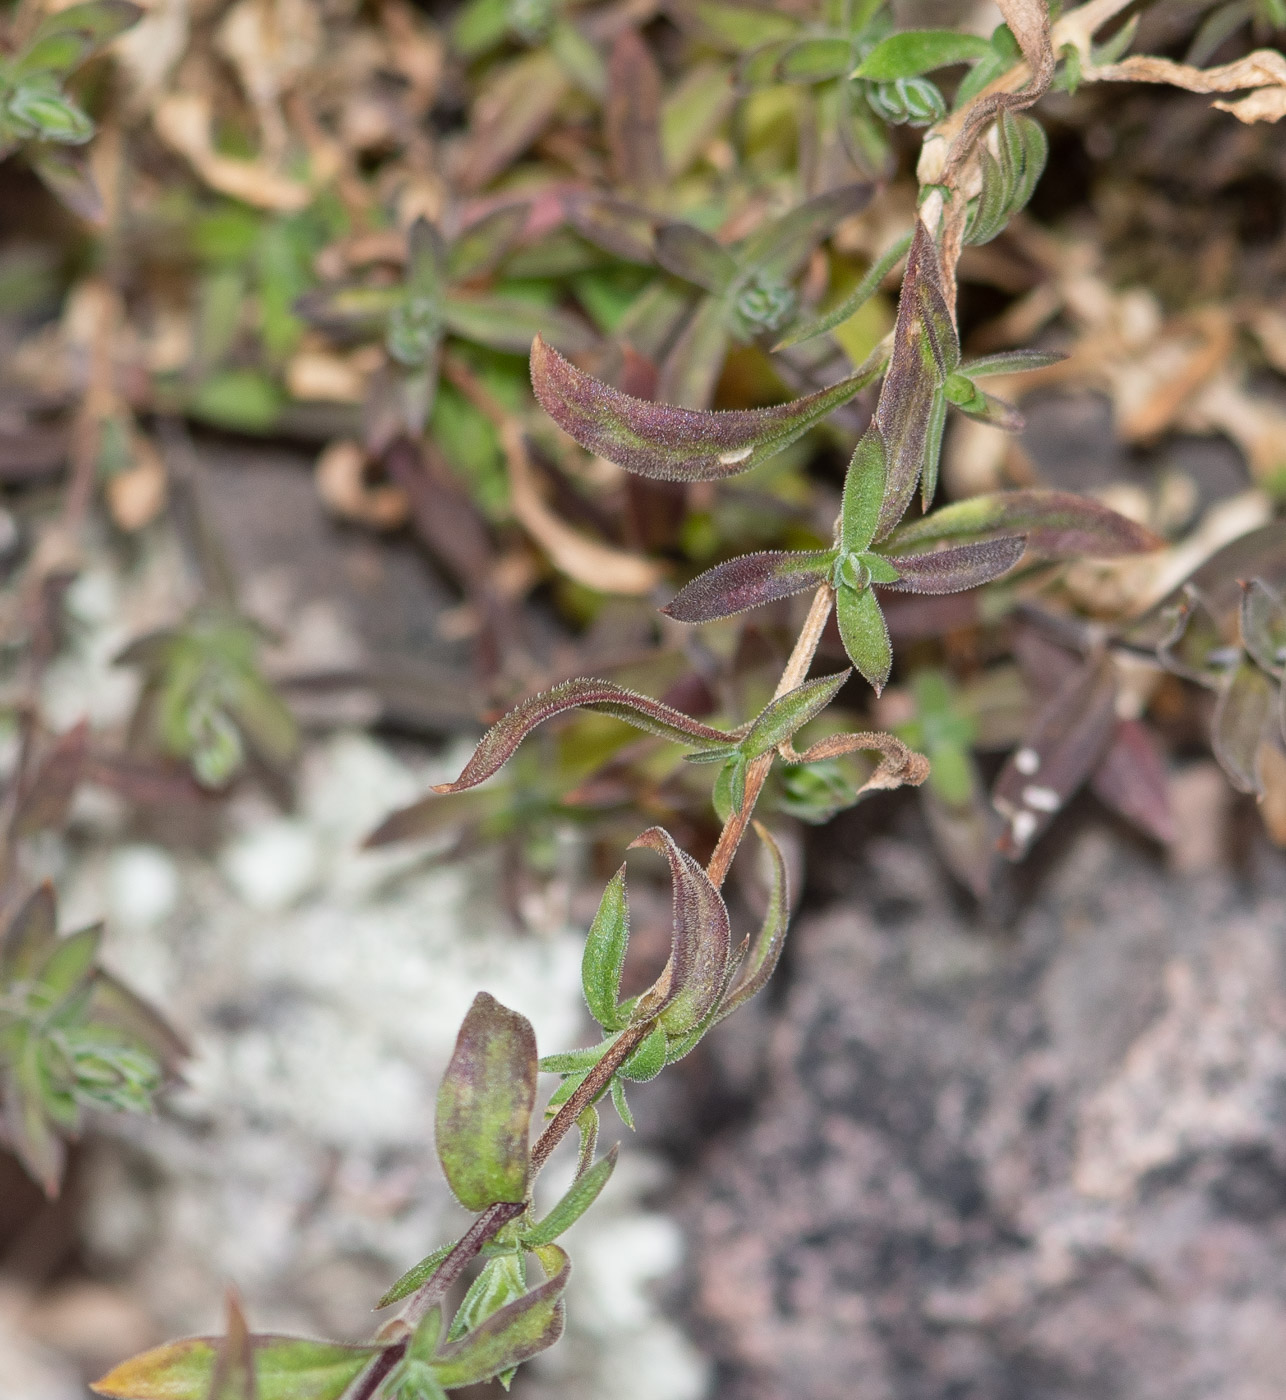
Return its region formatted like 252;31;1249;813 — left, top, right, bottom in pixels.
836;584;892;694
775;230;910;350
960;349;1064;378
91;1337;384;1400
691;1;799;50
377;1242;458;1310
739;671;851;759
33;925;102;1010
429;1246;569;1389
628;827;731;1037
30;0;141;50
854;29;994;80
610;1075;634;1129
189;371;283;433
0;884;58;981
435;993;537;1211
521;1144;618;1247
531;333;882;481
9;86;93;144
920;385;947;509
884;489;1163;559
619;1023;667;1082
1241;579;1286;677
448;1255;527;1342
840;427;887;554
712;754;743;824
735;183;873;283
582;867;630;1031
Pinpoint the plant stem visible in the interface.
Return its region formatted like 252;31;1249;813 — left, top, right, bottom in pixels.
382;580;838;1377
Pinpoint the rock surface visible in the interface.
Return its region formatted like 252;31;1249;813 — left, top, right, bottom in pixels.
681;805;1286;1400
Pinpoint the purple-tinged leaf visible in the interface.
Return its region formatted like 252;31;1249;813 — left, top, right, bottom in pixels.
629;826;731;1037
663;550;834;622
993;656;1118;858
840;427;886;554
605;29;664;195
1212;660;1276;795
920;387;947;510
1240;578;1286;677
3;1062;65;1197
837;584;892;695
566;195;655;265
735;183;874;282
435;992;537;1210
712;822;789;1024
881;535;1026;594
886;489;1163;558
1089;719;1175;845
960;349;1065;377
872;222;959;540
457;49;570;191
531;334;880;481
654;223;738;293
431;678;740;795
207;1295;256;1400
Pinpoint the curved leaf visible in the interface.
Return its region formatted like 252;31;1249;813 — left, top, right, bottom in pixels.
629;827;731;1036
442;294;595;355
881;535;1026;593
775;231;910;350
531;334;880;481
435;993;537;1210
1212;661;1275;794
885;490;1163;558
712;822;789;1023
431;678;739;794
872;222;958;540
376;1242;457;1310
654;223;738;293
662;550;834;622
735;182;874;282
430;1246;569;1388
960;348;1065;377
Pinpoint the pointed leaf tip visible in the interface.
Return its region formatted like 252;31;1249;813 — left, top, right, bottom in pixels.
530;334;878;482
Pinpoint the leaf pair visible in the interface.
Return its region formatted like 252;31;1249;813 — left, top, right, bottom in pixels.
965;111;1049;246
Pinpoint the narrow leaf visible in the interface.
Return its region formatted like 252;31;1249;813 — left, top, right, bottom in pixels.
448;204;531;282
777;36;855;82
442;295;596;355
713;823;789;1023
435;993;537;1211
531;334;880;482
429;1246;569;1388
836;585;892;694
960;349;1065;377
0;883;58;980
654;224;738;294
377;1243;457;1310
610;1075;634;1129
1089;719;1175;845
582;867;630;1031
92;1337;383;1400
885;489;1163;558
662;550;834;622
207;1296;256;1400
1212;661;1275;795
840;427;886;554
628;827;731;1037
432;678;739;794
735;183;874;282
739;671;851;758
775;230;911;350
521;1144;618;1246
881;535;1026;594
1240;578;1286;676
873;223;958;539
